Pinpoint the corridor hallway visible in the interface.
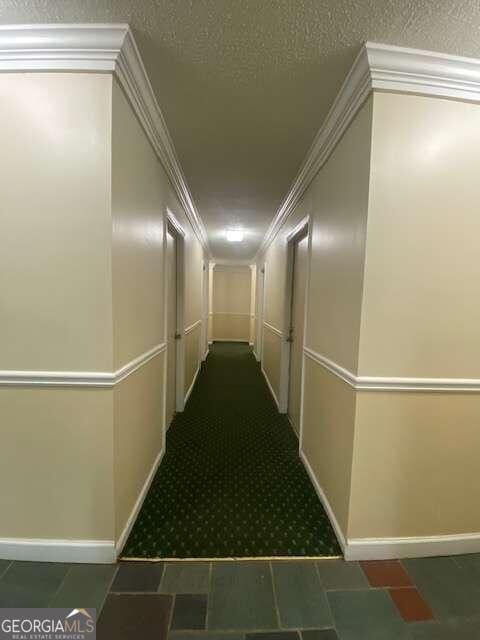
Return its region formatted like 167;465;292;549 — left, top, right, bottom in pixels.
122;342;340;559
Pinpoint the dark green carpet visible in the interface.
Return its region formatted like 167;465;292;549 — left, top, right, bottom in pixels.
122;342;341;559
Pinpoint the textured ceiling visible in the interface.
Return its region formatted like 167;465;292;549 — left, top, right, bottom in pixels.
2;1;480;260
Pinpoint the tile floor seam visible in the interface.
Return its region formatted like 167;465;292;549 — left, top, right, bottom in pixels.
167;593;177;635
204;562;213;629
314;561;337;634
0;562;12;580
97;564;120;617
269;561;283;629
47;564;73;606
158;561;167;592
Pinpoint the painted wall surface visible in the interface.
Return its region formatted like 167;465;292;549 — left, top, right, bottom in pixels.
114;354;164;540
185;325;201;395
260;188;312;392
306;99;372;374
0;72;207;554
111;79;166;369
359;93;480;379
111;79;206;542
347;92;480;541
0;73;115;545
259;100;372;540
300;99;372;541
302;358;356;534
211;266;252;342
261;90;480;551
262;326;282;401
0;387;114;540
350;391;480;538
0;73;113;372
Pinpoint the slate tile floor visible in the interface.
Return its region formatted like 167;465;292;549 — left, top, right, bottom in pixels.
0;556;479;638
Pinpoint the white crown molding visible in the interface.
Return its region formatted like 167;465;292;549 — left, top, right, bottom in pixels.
0;24;210;256
0;342;166;388
303;346;480;392
256;42;480;260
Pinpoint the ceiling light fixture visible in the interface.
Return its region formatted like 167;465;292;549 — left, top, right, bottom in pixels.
226;228;244;242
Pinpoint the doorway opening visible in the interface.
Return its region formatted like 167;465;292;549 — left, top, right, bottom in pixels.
278;217;310;436
165;211;186;431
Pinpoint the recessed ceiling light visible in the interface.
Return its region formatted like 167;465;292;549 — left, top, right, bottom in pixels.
226;229;244;242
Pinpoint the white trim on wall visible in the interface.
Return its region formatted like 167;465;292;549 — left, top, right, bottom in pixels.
256;42;480;260
0;23;210;256
115;449;164;556
0;537;116;564
345;532;480;561
299;450;347;553
263;321;283;338
0;343;167;388
261;366;280;410
184;364;201;405
278;217;310;414
210;312;252;316
300;448;480;561
185;319;202;335
303;346;480;392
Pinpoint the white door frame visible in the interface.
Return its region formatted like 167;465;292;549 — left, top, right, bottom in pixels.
200;259;209;361
278;215;310;413
166;209;186;413
255;262;266;362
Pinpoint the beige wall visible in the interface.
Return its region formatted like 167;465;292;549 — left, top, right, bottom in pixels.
359;92;480;379
306;99;372;374
185;325;201;395
0;73;113;372
0;387;114;540
302;358;356;534
350;391;480;538
111;78;206;542
114;354;164;539
260;100;372;539
1;72;207;555
347;92;480;541
111;79;166;368
259;88;480;553
211;265;252;342
0;73;115;545
262;326;282;401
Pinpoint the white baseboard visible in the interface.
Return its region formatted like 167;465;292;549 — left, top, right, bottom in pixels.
261;366;280;410
202;348;209;361
253;349;260;362
212;339;249;343
300;449;480;561
0;537;115;564
345;532;480;561
115;448;164;556
184;365;200;404
300;449;347;553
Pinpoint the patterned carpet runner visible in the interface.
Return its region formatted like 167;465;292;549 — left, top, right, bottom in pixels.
122;342;341;559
